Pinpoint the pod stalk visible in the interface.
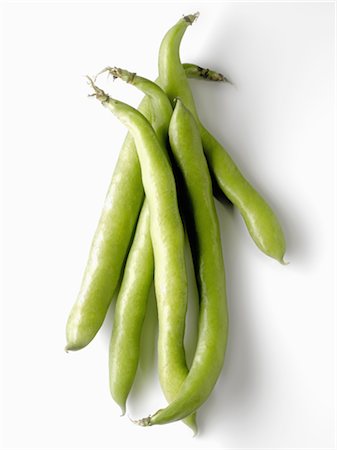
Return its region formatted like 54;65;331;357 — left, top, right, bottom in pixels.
86;76;109;103
183;12;200;25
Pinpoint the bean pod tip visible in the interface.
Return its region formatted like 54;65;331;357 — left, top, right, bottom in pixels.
279;257;290;266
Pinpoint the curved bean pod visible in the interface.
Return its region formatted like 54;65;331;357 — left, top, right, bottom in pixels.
138;99;228;426
109;201;153;415
106;68;197;431
89;81;192;430
158;13;286;263
65;63;226;351
65;128;144;351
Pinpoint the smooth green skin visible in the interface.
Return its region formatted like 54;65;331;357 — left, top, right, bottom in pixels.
109;201;153;415
139;99;229;426
65;128;144;351
65;64;225;351
108;69;197;431
107;68;173;148
91;87;191;429
158;13;286;263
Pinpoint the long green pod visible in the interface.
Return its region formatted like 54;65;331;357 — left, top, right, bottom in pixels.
109;201;153;415
65;128;144;351
65;63;225;351
137;99;228;426
89;81;192;430
158;13;286;263
107;68;197;432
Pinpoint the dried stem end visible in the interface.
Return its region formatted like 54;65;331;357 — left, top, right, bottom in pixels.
183;12;200;25
86;76;110;103
95;67;137;84
130;415;152;427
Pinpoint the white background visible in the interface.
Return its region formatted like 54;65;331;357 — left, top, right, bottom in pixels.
1;1;336;449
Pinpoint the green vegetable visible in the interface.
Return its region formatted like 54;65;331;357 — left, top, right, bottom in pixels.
89;80;192;431
109;201;153;415
105;67;197;431
65;63;226;351
158;13;286;263
137;99;228;426
66;11;287;434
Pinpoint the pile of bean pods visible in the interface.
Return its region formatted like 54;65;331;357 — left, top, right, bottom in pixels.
65;12;286;433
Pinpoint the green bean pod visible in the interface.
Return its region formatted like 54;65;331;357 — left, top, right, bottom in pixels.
89;81;192;430
137;99;228;426
106;68;197;431
65;129;144;351
109;201;153;415
65;63;226;351
158;13;286;263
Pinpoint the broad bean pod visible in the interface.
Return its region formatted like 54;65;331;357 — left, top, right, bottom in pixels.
137;99;228;426
109;201;153;415
89;80;192;432
105;68;196;430
158;13;286;263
